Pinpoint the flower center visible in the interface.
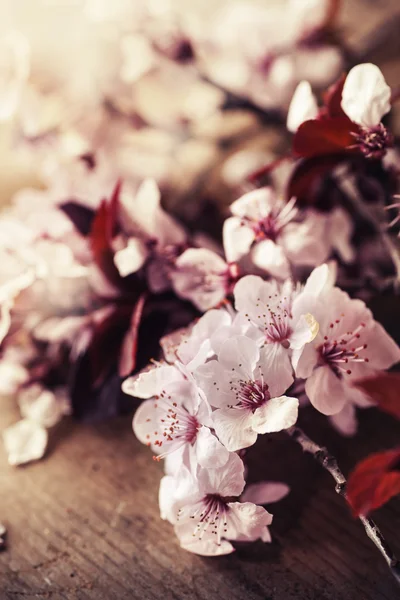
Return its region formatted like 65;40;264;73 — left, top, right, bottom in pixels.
147;390;200;460
235;379;271;411
317;319;369;378
177;493;229;546
351;124;393;160
247;197;298;243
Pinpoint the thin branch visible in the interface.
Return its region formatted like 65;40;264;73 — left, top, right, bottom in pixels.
287;426;400;586
336;168;400;289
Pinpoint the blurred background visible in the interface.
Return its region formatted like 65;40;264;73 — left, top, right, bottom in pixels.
1;0;399;218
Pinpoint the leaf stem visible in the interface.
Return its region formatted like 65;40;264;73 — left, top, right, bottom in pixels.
287;425;400;586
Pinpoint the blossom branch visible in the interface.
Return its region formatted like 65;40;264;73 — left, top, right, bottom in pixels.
336;168;400;289
287;426;400;586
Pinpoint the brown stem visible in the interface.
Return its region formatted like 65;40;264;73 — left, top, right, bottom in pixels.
336;168;400;290
287;426;400;586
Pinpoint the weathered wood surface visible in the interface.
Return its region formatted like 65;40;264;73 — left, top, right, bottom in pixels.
1;1;400;599
1;393;400;600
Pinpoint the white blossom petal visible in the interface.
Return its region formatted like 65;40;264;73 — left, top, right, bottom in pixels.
3;419;48;466
341;63;391;127
242;482;290;505
287;81;318;133
252;396;299;434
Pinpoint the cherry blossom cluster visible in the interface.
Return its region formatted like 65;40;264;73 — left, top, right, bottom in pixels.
0;3;400;568
124;263;399;555
1;53;400;470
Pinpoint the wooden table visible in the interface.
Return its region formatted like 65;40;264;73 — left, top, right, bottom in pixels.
1;393;400;600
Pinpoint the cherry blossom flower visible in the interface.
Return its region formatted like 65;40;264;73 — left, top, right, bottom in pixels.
294;287;400;415
126;364;229;469
223;187;350;278
160;452;272;556
233;271;321;380
170;248;239;311
194;335;298;451
292;63;393;161
114;178;187;292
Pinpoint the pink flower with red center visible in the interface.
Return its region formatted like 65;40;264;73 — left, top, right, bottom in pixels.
194;335;298;451
223;187;346;278
160;452;272;556
233;267;323;382
125;364;229;469
170;248;239;311
294;287;400;415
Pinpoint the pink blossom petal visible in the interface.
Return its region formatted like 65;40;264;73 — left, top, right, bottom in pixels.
242;482;290;505
176;522;235;556
341;63;391;127
260;527;272;543
364;322;400;370
197;450;246;498
18;385;70;428
171;248;228;311
222;217;254;263
213;407;257;452
287;81;318;133
177;308;231;369
123;364;182;399
258;343;294;397
218;335;260;377
305;366;347;415
252;396;299;434
3;419;48;466
132;399;155;446
226;502;273;541
251;239;291;279
329;402;358;437
114;237;148;277
289;313;319;350
194;426;230;468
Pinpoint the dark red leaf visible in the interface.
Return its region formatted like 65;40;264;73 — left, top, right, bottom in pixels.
287;153;345;203
60;201;95;236
89;304;133;388
353;373;400;420
89;181;123;288
322;74;347;118
118;293;147;378
247;155;290;185
293;117;359;158
323;0;342;29
347;448;400;516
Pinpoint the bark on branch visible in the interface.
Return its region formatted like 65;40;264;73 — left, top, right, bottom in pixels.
287;425;400;586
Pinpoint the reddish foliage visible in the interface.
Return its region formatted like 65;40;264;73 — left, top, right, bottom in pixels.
287;153;346;203
119;293;147;378
353;373;400;420
293;117;359;158
322;74;347;119
347;448;400;516
89;181;125;289
89;303;134;388
247;155;290;185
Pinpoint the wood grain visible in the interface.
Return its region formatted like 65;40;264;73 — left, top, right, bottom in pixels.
1;391;400;600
